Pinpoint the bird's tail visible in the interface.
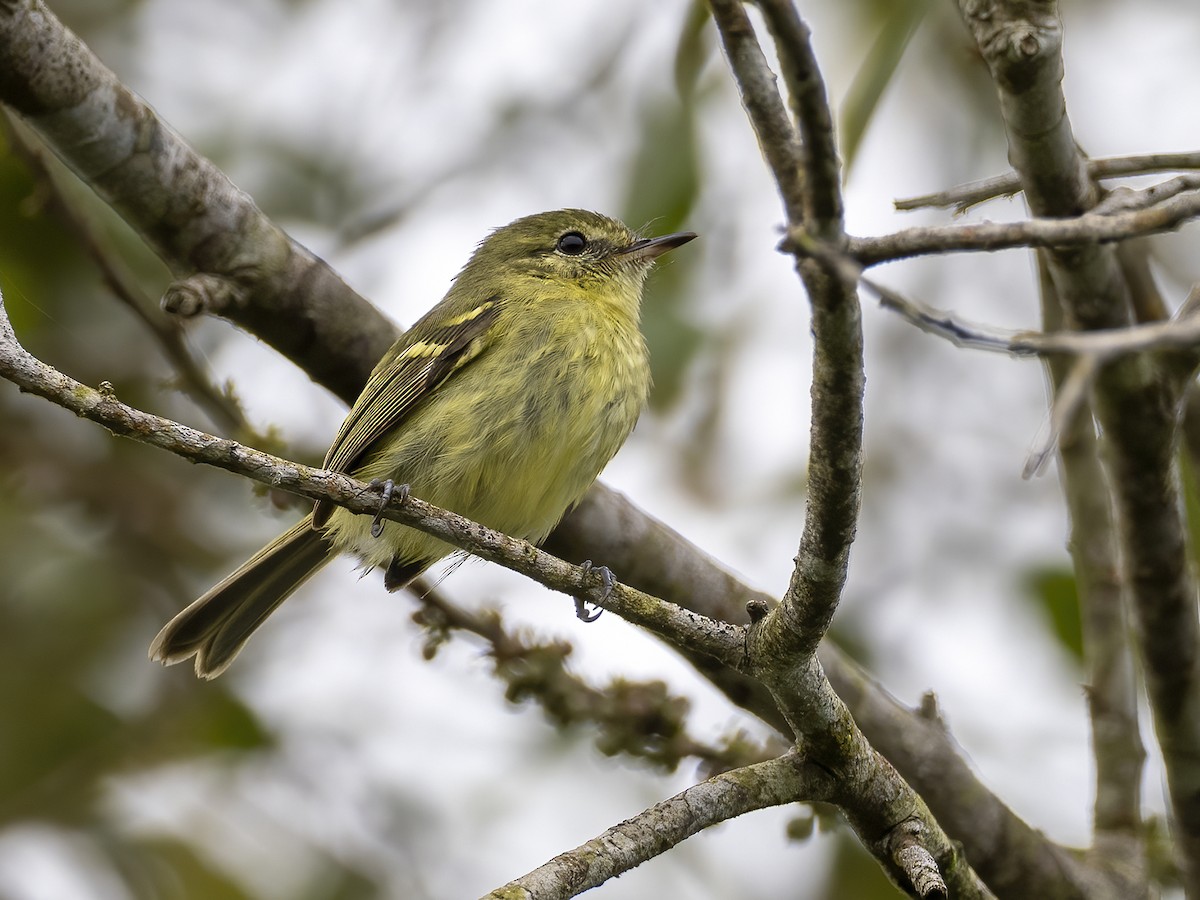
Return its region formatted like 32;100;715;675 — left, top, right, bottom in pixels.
149;516;335;679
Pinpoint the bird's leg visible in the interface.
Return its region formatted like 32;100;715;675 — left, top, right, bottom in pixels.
369;479;411;538
575;560;613;622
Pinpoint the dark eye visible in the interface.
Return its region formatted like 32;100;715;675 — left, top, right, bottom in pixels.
556;231;587;255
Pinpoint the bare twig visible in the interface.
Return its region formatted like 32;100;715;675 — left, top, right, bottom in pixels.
483;751;826;900
1023;354;1099;480
870;278;1200;362
848;185;1200;266
867;274;1200;481
897;151;1200;213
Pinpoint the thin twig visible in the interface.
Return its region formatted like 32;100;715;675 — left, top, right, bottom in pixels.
755;0;843;232
412;580;780;775
3;113;260;440
482;751;825;900
897;151;1200;213
868;277;1200;362
1035;256;1145;879
707;0;806;223
0;286;744;667
1023;354;1100;479
848;185;1200;266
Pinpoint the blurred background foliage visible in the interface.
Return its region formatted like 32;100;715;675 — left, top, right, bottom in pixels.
1;0;1182;897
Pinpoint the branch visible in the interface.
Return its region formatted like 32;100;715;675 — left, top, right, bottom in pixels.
872;278;1200;363
747;0;866;659
484;752;830;900
847;183;1200;266
958;0;1200;891
705;0;806;223
1036;258;1146;879
2;113;260;441
0;0;393;405
0;287;743;667
487;749;964;900
701;8;997;897
724;0;862;662
548;475;1107;897
412;580;782;775
897;151;1200;213
755;0;843;232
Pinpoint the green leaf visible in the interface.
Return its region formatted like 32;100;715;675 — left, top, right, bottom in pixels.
1023;567;1083;663
839;0;931;176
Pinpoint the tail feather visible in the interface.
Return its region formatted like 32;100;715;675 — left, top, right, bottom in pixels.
149;516;335;679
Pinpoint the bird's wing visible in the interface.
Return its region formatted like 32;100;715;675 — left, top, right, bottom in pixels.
312;297;503;527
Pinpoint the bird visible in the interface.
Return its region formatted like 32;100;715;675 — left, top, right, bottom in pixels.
149;209;696;678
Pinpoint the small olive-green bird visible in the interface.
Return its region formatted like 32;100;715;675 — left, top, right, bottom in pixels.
149;209;695;678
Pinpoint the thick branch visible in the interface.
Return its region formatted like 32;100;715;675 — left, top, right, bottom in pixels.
958;0;1200;891
0;0;392;404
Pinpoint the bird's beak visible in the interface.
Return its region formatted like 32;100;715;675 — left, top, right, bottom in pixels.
619;231;698;261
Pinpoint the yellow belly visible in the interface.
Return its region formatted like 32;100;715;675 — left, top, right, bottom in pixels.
321;310;650;575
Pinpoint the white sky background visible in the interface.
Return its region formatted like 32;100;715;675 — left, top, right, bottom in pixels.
2;0;1199;898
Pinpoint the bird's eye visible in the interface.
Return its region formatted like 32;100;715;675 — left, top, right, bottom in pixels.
556;231;588;255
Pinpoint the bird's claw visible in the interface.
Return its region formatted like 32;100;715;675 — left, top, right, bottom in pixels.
369;480;410;538
576;560;613;622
